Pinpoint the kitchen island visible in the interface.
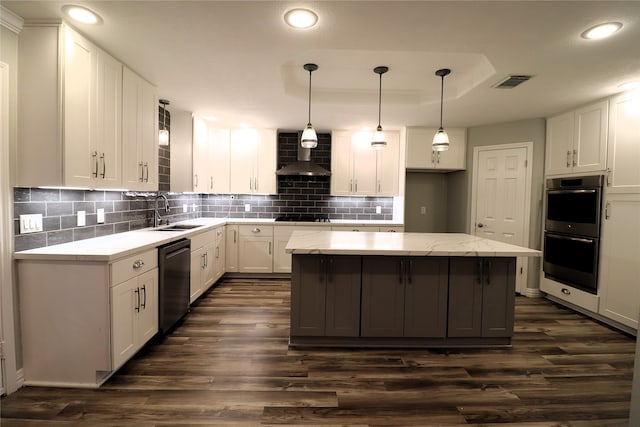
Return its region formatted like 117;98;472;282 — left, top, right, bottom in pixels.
286;231;541;348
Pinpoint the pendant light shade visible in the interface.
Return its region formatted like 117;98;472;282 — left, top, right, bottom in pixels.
159;99;170;146
432;68;451;152
301;63;318;148
371;66;389;150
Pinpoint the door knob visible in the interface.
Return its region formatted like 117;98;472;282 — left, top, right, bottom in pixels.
477;223;485;228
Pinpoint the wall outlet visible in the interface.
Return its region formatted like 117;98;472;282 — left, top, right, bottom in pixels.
96;208;105;224
77;210;86;226
244;204;251;212
192;204;197;212
420;206;426;215
19;214;43;234
376;206;382;214
183;204;188;213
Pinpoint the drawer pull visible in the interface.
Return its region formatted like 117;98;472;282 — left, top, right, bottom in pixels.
132;260;145;269
252;228;261;233
141;285;147;309
134;288;140;312
561;288;571;295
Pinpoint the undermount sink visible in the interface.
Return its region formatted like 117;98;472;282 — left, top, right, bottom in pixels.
153;224;203;231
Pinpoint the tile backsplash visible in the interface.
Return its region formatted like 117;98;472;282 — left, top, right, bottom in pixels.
13;188;393;251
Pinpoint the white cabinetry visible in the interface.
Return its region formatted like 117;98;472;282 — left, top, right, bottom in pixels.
192;116;230;193
122;67;158;191
545;100;608;176
110;255;158;370
18;248;158;387
17;24;124;188
598;194;640;329
273;226;318;273
331;130;400;196
405;127;467;171
229;129;277;194
238;225;273;273
189;229;216;303
226;224;239;272
606;90;640;193
213;227;226;281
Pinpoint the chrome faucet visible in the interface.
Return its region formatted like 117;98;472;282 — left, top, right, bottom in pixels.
154;194;170;227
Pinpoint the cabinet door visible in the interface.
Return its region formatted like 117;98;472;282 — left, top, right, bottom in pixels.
376;131;400;196
209;128;230;193
229;128;258;194
361;257;405;337
213;228;226;281
436;128;467;170
404;258;448;337
351;131;378;195
203;243;216;288
238;226;273;273
325;256;362;337
225;225;239;272
137;269;158;344
255;129;277;194
190;247;204;303
290;255;327;336
139;75;158;190
110;277;137;370
406;128;434;169
545;111;574;176
95;49;123;188
573;99;608;174
192;116;211;192
447;258;483;337
64;27;96;187
599;194;640;329
330;131;354;195
481;258;516;337
607;91;640;193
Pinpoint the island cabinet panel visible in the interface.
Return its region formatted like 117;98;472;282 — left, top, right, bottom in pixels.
361;257;448;338
291;255;362;337
448;258;516;338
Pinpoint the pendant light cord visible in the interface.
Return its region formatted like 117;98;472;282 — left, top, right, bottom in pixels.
307;69;312;126
378;72;383;128
439;75;444;128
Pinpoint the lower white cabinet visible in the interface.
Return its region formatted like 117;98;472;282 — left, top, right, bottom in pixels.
110;268;158;370
239;225;273;273
190;229;216;303
226;224;239;272
273;226;318;273
598;193;640;329
213;227;226;280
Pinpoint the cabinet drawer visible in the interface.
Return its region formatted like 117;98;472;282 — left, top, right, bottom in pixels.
191;229;215;250
111;249;158;286
541;277;599;313
239;225;273;237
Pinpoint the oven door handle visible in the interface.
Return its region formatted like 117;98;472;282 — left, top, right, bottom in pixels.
547;233;595;244
547;189;597;194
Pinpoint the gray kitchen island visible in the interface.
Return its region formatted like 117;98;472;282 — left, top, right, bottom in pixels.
286;231;541;348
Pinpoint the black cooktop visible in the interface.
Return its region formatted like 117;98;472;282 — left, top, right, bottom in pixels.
274;215;330;223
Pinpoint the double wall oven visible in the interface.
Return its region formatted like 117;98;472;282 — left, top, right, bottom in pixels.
543;175;604;294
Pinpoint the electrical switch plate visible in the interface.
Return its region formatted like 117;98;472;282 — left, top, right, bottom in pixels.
183;204;188;213
77;210;86;227
19;214;43;234
376;206;382;214
420;206;426;215
96;208;105;224
244;204;251;212
192;204;197;212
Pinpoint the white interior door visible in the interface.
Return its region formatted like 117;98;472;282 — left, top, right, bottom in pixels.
471;144;532;295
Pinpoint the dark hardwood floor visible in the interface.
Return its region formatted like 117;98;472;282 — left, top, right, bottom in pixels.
1;278;636;426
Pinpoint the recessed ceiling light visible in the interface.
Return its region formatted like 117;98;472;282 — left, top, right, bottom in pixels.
284;8;318;29
619;81;640;91
62;5;102;24
581;22;622;39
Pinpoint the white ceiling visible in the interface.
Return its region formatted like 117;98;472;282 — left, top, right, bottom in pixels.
4;1;640;131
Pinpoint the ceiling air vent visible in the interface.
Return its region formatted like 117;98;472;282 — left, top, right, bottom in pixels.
492;75;533;89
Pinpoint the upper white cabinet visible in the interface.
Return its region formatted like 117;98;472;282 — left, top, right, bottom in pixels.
405;127;466;171
122;67;158;191
18;24;124;188
606;90;640;193
192;116;230;193
331;130;400;196
545;99;608;176
229;128;277;194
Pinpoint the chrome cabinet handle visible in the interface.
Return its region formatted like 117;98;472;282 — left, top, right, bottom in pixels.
100;153;106;178
134;288;140;312
216;246;220;259
254;177;258;191
349;179;353;192
210;176;213;190
605;201;611;220
132;260;145;269
92;151;99;177
377;180;381;193
138;162;144;182
561;288;571;295
268;241;272;255
477;223;485;228
437;151;441;164
431;150;435;165
233;229;237;243
144;162;149;182
573;149;577;167
252;228;260;233
485;260;492;286
194;174;198;187
606;168;612;186
141;285;147;309
566;150;571;168
355;180;358;192
249;177;252;190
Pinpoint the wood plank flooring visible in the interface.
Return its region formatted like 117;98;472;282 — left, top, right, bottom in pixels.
1;278;636;426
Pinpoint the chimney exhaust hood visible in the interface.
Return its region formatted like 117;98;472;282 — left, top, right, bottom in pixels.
276;133;331;177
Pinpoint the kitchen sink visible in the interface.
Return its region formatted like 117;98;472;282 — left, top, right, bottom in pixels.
153;224;203;231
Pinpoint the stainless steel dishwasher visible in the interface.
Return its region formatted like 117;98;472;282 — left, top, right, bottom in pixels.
158;238;191;334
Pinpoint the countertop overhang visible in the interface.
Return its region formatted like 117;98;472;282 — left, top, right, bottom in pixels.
286;230;541;257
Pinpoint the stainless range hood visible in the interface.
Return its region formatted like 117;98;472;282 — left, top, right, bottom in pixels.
276;134;331;177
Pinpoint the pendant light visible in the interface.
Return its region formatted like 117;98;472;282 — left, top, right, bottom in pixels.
371;66;389;150
432;68;451;152
159;99;170;146
301;63;318;148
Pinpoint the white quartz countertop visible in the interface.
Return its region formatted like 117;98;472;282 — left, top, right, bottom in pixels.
286;231;541;257
13;218;404;262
